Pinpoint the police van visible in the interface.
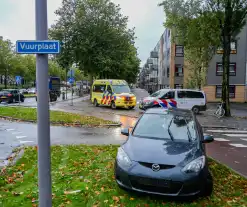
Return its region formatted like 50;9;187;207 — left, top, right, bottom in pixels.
139;89;207;114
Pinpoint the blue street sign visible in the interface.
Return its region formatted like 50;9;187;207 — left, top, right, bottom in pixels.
16;40;60;54
67;69;75;78
68;77;75;84
15;76;22;85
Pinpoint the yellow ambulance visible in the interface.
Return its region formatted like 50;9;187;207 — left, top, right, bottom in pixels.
91;79;136;109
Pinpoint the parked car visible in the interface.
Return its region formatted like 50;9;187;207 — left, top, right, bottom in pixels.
19;89;28;94
115;108;214;197
139;89;206;114
28;88;36;94
0;89;25;103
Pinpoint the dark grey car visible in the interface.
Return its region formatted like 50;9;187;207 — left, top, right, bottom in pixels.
115;108;214;197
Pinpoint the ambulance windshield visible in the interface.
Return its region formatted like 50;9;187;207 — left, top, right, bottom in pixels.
112;85;131;94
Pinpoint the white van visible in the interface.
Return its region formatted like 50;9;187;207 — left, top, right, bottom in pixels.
139;89;207;114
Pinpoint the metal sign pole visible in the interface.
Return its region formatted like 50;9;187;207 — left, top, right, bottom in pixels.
71;84;73;106
18;83;21;106
35;0;52;206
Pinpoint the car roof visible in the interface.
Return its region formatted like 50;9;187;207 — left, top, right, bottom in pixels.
159;88;204;93
144;108;194;117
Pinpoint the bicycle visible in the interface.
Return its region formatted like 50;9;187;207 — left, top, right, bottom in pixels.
214;102;225;118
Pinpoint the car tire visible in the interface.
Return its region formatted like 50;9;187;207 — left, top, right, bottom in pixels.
12;98;15;103
129;106;135;110
192;106;200;114
21;98;24;103
94;99;99;107
111;101;116;109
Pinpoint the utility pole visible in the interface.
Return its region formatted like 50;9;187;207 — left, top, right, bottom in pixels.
35;0;52;206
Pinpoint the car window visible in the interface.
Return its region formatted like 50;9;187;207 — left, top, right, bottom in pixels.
133;113;197;141
161;91;175;99
0;91;8;95
186;91;204;98
112;85;130;94
150;91;160;97
93;85;106;93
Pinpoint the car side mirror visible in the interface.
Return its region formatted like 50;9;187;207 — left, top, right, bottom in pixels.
121;128;129;136
202;134;214;143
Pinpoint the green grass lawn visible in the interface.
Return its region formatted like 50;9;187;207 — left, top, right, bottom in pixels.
0;145;246;207
0;107;117;126
23;94;36;98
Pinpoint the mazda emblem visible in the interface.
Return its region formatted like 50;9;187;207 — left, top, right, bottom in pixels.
152;164;160;172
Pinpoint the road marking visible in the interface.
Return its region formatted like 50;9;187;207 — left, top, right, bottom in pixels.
240;138;247;141
12;132;22;135
207;130;247;133
229;143;247;148
6;129;15;131
19;140;34;144
224;134;247;137
214;138;230;142
16;136;27;139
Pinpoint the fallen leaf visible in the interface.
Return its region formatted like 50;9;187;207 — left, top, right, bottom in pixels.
113;196;120;202
130;197;134;201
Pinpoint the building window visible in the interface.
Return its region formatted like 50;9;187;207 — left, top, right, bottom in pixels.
216;63;236;76
216;85;235;98
175;64;183;77
216;41;237;54
175;45;184;56
167;67;170;77
174;84;183;89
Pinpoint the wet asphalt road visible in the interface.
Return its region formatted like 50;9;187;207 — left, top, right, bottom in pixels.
0;119;127;165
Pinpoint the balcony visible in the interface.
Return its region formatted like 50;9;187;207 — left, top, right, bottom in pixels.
147;58;153;64
150;51;158;58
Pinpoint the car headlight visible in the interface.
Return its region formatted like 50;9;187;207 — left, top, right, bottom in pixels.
117;147;132;168
182;156;205;173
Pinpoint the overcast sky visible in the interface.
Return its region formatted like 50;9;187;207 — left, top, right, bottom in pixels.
0;0;165;66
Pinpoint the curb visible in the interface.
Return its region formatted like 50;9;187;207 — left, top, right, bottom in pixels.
0;115;121;127
0;146;24;169
209;156;247;179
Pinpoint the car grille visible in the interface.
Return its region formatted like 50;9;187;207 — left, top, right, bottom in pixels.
129;175;182;194
139;162;175;170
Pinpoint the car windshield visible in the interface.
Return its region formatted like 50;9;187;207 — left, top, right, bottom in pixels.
150;90;168;98
132;112;197;141
112;85;130;94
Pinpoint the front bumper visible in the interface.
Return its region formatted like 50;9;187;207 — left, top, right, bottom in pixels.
116;100;136;108
115;160;209;197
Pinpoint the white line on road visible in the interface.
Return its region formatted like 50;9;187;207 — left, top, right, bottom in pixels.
19;140;34;144
16;136;27;139
229;143;247;148
207;130;247;133
240;138;247;141
224;134;247;137
12;132;23;135
6;129;15;131
214;138;230;142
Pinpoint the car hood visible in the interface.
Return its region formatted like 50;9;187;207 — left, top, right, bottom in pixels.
123;136;200;166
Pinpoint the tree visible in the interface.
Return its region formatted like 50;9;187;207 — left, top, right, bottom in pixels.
159;0;220;89
205;0;247;116
49;0;140;86
0;39;13;88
